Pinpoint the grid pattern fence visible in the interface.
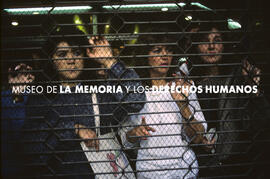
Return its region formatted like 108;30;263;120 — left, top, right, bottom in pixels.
1;0;270;178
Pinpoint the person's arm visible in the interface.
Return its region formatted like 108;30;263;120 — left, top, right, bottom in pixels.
22;95;51;165
118;118;136;147
126;116;156;143
170;79;214;150
107;61;145;113
177;103;206;144
75;124;99;150
86;36;146;120
117;114;151;149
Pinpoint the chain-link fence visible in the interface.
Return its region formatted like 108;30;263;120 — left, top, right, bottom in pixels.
1;0;270;178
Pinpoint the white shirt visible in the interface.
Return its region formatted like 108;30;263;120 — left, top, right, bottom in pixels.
122;89;206;179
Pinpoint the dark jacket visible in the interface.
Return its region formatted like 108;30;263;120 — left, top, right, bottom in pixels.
1;90;28;178
195;67;270;176
22;62;145;178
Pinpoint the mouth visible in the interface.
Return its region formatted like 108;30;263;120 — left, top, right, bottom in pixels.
64;67;79;73
160;62;169;66
207;51;218;54
67;62;76;65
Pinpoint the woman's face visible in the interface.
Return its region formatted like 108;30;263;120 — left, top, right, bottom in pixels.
197;28;224;63
53;42;84;80
148;46;173;77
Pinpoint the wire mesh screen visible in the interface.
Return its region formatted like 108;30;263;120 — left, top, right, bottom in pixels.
1;0;270;178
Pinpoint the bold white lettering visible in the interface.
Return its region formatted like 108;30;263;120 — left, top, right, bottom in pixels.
252;85;258;94
12;86;22;94
244;85;252;93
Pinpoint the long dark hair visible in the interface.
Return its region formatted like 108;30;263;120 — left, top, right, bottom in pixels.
187;19;235;79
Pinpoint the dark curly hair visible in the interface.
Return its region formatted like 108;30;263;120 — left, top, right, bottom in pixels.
43;26;100;83
134;31;178;86
44;26;89;57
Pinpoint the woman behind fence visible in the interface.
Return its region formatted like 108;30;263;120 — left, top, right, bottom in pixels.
22;26;145;178
120;31;214;179
186;15;270;177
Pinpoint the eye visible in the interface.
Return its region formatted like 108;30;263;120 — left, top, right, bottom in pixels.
73;49;82;56
166;48;173;53
152;47;162;53
199;37;209;45
55;51;68;57
214;37;222;43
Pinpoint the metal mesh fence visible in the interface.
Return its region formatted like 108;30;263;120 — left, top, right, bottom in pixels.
1;0;270;178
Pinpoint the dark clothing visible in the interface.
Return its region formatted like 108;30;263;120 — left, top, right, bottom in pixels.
22;62;145;178
195;67;270;177
1;90;27;178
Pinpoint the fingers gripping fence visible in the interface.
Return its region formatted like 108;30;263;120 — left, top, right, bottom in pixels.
1;0;270;178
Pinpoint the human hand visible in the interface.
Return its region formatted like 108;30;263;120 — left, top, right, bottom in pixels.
242;59;261;85
202;137;216;152
126;117;156;143
8;63;35;95
86;36;116;69
169;74;192;107
75;124;99;150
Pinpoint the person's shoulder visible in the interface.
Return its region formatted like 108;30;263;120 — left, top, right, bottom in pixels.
1;89;12;99
1;89;12;95
1;89;13;106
